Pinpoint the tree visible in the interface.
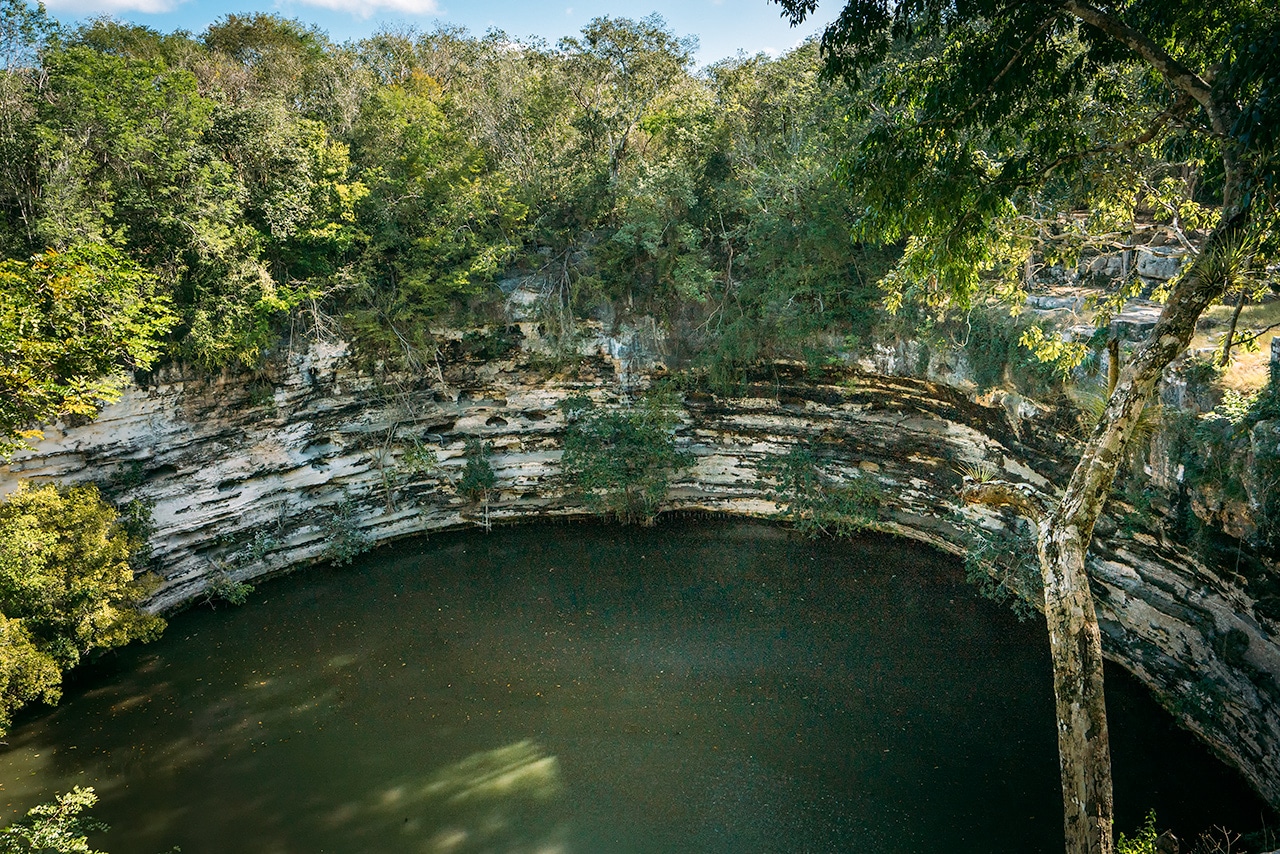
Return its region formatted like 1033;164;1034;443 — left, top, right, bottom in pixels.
559;395;690;525
0;0;56;258
457;437;496;504
0;613;61;734
697;45;889;386
770;1;1280;852
346;69;526;356
0;787;107;854
200;12;366;130
557;15;696;181
0;481;164;662
204;98;367;283
0;481;164;733
0;244;175;454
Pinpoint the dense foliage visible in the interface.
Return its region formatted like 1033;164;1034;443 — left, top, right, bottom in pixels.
0;787;107;854
0;245;173;452
559;394;690;525
6;1;1268;443
0;481;162;734
0;3;899;448
773;0;1279;313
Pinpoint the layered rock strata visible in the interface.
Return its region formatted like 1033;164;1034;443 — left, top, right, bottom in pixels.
2;331;1277;809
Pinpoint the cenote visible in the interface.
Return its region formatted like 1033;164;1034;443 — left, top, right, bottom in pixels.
0;520;1270;853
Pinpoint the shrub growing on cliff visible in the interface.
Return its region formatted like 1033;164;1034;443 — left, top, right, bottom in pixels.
963;521;1044;621
0;482;164;735
559;395;690;525
203;572;254;608
319;495;371;566
757;445;882;537
457;439;496;504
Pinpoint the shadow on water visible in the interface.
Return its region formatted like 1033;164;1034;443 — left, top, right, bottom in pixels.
0;519;1271;853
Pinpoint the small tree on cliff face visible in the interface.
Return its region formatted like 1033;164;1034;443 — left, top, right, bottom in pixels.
457;438;497;529
770;2;1279;853
458;438;496;504
559;394;690;525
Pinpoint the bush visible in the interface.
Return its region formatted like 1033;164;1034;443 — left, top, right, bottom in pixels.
560;395;690;525
204;573;255;608
0;615;62;735
457;439;496;504
319;496;370;566
756;444;882;537
963;522;1044;621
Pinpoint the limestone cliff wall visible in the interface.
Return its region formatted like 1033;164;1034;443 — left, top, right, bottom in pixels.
2;331;1278;808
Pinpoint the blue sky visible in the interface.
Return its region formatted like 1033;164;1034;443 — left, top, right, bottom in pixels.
41;0;829;66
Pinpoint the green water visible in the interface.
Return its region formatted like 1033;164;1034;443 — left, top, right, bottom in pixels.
0;521;1269;853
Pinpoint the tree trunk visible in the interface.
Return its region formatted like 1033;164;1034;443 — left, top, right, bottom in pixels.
1106;339;1120;397
1040;520;1115;854
1038;206;1248;854
1220;290;1246;367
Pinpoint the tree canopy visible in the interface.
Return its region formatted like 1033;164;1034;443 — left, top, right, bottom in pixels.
771;0;1278;316
767;2;1279;853
0;244;174;453
0;481;162;734
0;6;911;446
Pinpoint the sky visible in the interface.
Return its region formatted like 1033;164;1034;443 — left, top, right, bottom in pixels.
40;0;830;66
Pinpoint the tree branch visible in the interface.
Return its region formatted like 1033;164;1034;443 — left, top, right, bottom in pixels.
1221;319;1280;354
1059;1;1215;118
1033;91;1197;181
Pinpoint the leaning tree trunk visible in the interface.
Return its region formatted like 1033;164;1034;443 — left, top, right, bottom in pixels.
1037;11;1249;850
965;205;1249;854
1039;515;1115;853
1041;205;1249;854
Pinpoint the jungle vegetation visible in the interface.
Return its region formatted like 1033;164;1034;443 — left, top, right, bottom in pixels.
771;1;1280;853
0;0;896;450
1;0;1279;851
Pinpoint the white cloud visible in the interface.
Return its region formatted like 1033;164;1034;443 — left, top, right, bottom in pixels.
292;0;440;17
44;0;180;13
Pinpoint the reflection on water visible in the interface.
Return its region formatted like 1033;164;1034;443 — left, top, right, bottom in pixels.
0;521;1269;853
323;739;565;854
412;740;563;854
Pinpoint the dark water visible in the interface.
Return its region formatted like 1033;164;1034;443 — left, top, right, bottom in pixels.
0;521;1270;853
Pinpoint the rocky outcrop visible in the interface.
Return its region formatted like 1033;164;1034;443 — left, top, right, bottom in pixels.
2;328;1278;809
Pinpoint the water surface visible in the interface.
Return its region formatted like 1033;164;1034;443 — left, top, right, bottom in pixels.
0;521;1268;853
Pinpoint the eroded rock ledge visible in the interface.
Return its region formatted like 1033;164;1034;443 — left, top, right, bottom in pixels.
2;335;1278;809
